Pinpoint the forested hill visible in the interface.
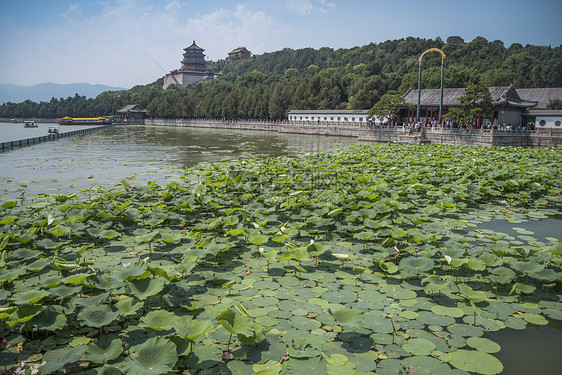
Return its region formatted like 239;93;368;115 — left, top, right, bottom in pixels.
1;36;561;119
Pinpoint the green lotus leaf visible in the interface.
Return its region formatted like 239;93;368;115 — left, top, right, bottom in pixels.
448;349;503;374
127;277;167;300
238;322;266;345
362;313;393;333
329;308;364;327
31;306;67;331
465;258;486;271
226;227;245;237
402;337;437;356
248;231;269;245
48;224;71;237
11;248;42;261
401;355;452;375
112;261;151;282
216;309;254;336
159;229;182;243
252;359;282;375
36;237;66;250
458;283;488;303
280;248;309;261
63;273;92;285
379;261;399;274
85;336;123;364
137;230;159;243
78;304;120;328
549;242;562;255
431;305;465;318
115;296;143;316
466;337;501;353
11;289;50;304
48;284;80;300
400;256;435;273
139;309;177;331
173;316;214;340
518;313;548;325
0;268;25;284
118;336;177;375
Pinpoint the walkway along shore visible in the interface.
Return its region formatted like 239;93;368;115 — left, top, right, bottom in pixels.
0;124;116;152
144;118;562;148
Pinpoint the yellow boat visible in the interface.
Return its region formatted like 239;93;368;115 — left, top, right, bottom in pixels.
23;120;38;128
58;116;112;125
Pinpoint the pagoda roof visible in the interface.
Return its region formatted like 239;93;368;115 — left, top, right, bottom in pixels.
229;47;250;54
185;40;203;51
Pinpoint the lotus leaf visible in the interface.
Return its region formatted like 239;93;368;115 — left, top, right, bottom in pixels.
402;337;437;356
216;309;254;337
252;359;283;375
11;289;50;304
127;277;167;300
174;316;214;340
139;309;177;331
518;313;548;325
78;304;120;328
118;336;178;375
466;337;501;353
448;349;503;374
458;283;488;303
85;336;123;364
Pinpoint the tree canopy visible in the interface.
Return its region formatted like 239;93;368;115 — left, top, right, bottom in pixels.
447;83;494;125
1;36;560;119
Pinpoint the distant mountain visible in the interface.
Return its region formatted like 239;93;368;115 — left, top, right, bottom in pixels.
0;83;126;104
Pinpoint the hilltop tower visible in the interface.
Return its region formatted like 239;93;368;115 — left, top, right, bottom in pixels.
163;40;217;89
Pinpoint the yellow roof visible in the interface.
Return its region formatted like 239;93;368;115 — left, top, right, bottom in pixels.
24;120;35;123
62;117;106;120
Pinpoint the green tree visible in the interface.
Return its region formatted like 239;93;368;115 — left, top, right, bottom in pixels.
546;98;562;110
447;82;494;125
368;93;412;125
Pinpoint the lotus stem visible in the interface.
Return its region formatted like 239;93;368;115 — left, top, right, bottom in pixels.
227;332;233;353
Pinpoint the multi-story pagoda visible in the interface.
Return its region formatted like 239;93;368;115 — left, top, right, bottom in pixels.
163;40;217;89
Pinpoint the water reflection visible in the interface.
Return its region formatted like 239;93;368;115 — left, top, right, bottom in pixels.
0;125;363;198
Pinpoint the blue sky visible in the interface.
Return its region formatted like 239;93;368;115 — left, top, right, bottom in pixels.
1;0;560;88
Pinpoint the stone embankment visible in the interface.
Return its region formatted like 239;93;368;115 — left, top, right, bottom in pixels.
145;118;562;148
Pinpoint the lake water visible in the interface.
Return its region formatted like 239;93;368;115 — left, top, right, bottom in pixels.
0;121;101;143
0;124;363;198
0;123;560;374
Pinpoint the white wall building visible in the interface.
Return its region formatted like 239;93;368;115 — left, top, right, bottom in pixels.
288;110;369;124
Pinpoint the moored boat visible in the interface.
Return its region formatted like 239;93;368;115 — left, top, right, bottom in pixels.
48;126;59;134
58;116;112;125
23;120;38;128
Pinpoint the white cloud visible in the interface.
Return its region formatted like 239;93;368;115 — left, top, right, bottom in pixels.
181;4;277;61
285;0;314;15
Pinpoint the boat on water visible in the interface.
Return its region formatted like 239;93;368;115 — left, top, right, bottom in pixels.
58;116;112;125
48;126;59;134
23;120;38;128
10;119;17;123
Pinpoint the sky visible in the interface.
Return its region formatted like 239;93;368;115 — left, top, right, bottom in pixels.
0;0;561;89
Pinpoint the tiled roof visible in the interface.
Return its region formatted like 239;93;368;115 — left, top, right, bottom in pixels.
517;88;562;109
117;104;147;113
403;85;537;108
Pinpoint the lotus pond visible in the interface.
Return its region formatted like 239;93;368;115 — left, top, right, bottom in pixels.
0;142;561;375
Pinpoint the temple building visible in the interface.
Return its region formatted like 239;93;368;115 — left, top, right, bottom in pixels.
399;85;539;127
163;41;217;89
228;47;251;60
